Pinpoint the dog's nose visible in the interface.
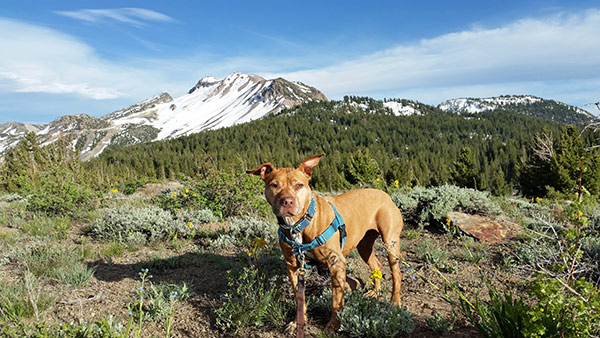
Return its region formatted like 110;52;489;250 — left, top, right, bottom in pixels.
281;198;295;208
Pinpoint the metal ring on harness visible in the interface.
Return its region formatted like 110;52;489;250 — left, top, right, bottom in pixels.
278;199;347;269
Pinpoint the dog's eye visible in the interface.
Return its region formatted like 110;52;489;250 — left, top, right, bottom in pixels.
296;183;304;189
270;183;278;189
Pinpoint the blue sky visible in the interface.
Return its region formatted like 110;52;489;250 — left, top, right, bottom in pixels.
1;0;599;124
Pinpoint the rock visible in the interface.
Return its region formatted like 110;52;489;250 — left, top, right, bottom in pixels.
446;212;521;243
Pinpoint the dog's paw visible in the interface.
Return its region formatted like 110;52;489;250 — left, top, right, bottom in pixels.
364;289;379;298
284;321;297;336
324;318;340;333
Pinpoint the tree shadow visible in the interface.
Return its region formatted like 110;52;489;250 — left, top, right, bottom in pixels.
89;251;235;296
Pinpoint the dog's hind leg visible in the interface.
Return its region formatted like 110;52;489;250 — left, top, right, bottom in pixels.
357;230;383;293
382;236;402;306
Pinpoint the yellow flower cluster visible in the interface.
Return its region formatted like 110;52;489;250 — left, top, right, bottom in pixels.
368;269;383;284
111;189;118;193
248;237;267;256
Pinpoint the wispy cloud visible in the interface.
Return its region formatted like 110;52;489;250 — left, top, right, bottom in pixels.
2;8;600;123
55;8;174;27
264;9;600;104
0;17;161;101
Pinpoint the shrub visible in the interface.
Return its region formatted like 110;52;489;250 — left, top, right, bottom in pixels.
425;312;457;334
174;209;220;238
215;266;291;334
121;178;156;195
2;316;125;337
582;236;600;259
415;240;449;266
311;289;415;337
130;281;191;321
338;290;415;337
154;171;270;219
391;185;502;229
451;283;530;338
89;205;217;245
209;217;277;251
20;216;71;239
0;271;56;322
0;200;27;229
0;193;25;203
27;173;95;217
9;242;94;285
525;276;600;337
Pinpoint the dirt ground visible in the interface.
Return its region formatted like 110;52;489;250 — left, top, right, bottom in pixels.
0;220;523;337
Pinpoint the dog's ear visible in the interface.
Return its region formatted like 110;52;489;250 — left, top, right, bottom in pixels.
246;163;276;180
297;153;325;178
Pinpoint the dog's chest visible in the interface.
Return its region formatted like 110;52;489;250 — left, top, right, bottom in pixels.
291;231;317;261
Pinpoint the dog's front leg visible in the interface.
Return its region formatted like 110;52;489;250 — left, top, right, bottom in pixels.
280;242;300;293
280;243;307;334
325;251;346;332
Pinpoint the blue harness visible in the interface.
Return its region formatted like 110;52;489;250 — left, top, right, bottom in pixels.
278;196;347;267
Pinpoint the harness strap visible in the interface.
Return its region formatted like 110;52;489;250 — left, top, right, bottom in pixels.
279;196;317;232
278;201;346;261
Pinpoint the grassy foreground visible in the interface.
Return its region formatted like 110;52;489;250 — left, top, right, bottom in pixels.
1;178;599;337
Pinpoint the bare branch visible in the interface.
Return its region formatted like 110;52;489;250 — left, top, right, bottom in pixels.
532;131;554;161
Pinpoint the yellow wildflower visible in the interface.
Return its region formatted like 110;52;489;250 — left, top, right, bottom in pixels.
192;193;198;197
394;180;399;187
578;210;583;217
376;178;380;182
172;192;177;196
368;269;382;285
252;237;267;248
187;222;193;228
111;189;118;193
185;189;189;193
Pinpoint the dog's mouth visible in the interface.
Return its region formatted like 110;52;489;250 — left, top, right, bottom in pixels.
274;200;301;219
275;207;299;218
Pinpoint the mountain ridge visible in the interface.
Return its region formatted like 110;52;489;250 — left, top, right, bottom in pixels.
0;72;327;159
1;81;596;160
438;95;595;125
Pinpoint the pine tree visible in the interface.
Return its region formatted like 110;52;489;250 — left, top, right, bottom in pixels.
344;148;380;186
450;147;480;189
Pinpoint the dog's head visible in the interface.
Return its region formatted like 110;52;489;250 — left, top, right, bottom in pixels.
247;153;325;225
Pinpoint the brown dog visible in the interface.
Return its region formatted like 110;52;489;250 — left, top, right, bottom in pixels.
247;153;404;332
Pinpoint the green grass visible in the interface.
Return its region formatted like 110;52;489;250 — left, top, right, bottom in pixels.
415;239;449;266
20;216;72;238
458;237;488;264
12;242;95;285
0;271;56;322
100;241;127;258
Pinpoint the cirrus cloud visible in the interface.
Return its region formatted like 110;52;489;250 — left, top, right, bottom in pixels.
55;8;174;27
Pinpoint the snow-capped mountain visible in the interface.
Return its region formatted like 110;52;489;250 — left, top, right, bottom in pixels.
438;95;595;125
340;97;425;116
0;122;44;154
0;72;327;160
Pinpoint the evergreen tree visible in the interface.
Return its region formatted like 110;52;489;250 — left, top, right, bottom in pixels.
344;148;380;186
450;147;480;189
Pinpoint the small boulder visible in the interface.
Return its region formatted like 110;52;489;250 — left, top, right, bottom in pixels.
446;211;521;243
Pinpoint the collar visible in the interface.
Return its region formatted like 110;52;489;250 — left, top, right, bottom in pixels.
278;200;347;264
278;195;317;233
